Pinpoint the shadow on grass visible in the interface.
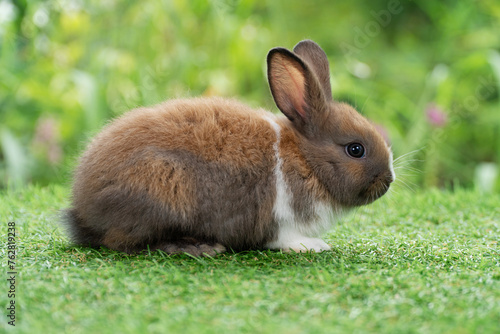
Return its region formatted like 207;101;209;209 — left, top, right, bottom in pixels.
56;242;381;274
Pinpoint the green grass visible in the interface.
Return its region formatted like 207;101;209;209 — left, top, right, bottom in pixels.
1;185;499;333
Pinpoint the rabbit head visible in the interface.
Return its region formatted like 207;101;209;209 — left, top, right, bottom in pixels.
267;40;394;208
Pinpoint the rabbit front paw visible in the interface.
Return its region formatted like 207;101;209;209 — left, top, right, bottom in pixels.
284;237;331;253
266;236;331;253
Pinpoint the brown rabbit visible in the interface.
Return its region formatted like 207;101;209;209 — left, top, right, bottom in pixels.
64;40;395;256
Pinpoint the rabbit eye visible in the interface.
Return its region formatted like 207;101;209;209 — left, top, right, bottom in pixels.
345;143;365;158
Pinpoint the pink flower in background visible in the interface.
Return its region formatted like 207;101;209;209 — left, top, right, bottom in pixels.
426;104;448;127
33;117;62;165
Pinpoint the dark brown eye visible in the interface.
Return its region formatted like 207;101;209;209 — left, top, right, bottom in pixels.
346;143;365;158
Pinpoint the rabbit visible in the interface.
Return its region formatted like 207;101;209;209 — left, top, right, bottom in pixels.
64;39;395;257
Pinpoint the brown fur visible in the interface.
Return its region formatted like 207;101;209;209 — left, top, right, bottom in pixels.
65;40;393;256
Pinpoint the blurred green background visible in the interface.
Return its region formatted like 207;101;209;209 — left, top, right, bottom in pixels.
1;0;499;191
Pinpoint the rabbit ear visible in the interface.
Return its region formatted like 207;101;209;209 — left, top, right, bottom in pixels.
267;46;328;134
293;40;332;102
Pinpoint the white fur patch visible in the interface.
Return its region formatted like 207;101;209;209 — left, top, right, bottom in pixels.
262;115;342;252
310;202;343;237
388;148;396;182
263;115;295;223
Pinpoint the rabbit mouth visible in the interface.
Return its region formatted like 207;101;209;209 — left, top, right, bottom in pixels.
358;173;393;205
